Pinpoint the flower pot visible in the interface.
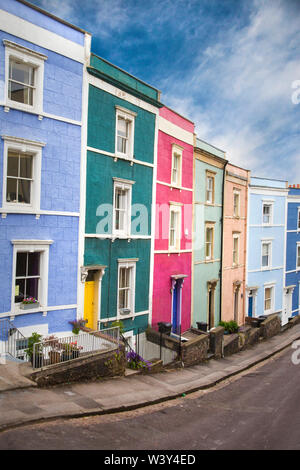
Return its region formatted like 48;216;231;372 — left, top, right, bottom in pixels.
49;351;61;364
20;302;40;310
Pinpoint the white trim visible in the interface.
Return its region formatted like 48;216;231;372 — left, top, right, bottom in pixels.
155;249;192;254
156;180;193;192
113;179;133;238
250;187;288;197
117;259;137;318
171;144;183;188
115;106;135;160
261;240;272;270
86;146;154;168
0;105;82;126
0;9;87;63
85;233;151;240
262;200;274;226
0;304;77;319
263;283;275;315
158;116;194;145
2;136;44;212
88;74;159;116
4;39;46;115
77;33;91;322
98;310;149;323
169;204;181;252
248;266;284;273
11;240;52;314
0;209;79;217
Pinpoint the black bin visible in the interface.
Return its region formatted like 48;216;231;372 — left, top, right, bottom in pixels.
158;322;172;335
197;322;208;332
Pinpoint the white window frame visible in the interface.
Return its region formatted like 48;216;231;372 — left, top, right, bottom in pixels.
233;189;240;217
112;177;134;238
2;135;45;212
206;172;215;204
233;234;239;266
169;204;181;251
115;105;137;160
11;240;53;313
262;201;274;225
117;259;137;317
297;207;300;231
261;240;272;270
296;243;300;270
205;222;215;260
4;40;47;115
171;144;183;187
264;283;275;314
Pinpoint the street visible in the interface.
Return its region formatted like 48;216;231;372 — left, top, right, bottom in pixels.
0;347;299;450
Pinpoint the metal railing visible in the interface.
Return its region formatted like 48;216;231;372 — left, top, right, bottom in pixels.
0;318;28;362
32;326;120;370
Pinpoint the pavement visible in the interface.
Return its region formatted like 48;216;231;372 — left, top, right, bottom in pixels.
0;323;300;432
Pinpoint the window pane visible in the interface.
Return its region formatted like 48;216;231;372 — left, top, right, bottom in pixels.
9;81;33;105
117;136;127;154
7;152;19;177
6;178;17;202
16;252;27;277
10;61;34;86
28;252;40;276
18;179;31;204
117;117;128;136
19;155;32;178
27;277;39;300
15;278;25;303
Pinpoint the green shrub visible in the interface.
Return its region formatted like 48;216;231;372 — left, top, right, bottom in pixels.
219;320;239;334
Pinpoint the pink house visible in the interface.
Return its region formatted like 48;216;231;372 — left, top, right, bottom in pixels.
221;163;250;325
152;106;194;334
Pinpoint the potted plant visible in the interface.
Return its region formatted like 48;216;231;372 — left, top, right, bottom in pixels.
126;351;151;371
20;297;39;310
61;341;83;361
25;332;43;368
44;335;61;364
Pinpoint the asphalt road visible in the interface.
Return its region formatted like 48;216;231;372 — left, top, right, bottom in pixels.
0;347;299;450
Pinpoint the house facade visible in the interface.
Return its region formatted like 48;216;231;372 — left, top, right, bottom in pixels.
221;163;250;325
246;177;288;324
152;106;194;335
0;0;90;349
192;138;227;330
82;53;161;350
285;186;300;321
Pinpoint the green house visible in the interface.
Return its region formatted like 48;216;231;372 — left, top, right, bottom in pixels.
192;138;227;330
82;54;162;349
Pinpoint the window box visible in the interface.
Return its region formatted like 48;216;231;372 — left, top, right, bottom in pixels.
20;301;40;310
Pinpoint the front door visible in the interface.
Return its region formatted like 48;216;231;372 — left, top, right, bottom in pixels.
248;295;253;317
283;289;293;325
84;281;95;329
172;281;180;334
208;289;214;330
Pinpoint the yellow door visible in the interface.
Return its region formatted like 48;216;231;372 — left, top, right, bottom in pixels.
84;281;95;329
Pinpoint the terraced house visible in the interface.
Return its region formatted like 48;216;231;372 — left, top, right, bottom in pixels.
285;185;300;321
0;0;91;355
222;163;250;326
82;54;162;351
192;138;227;331
246;177;288;324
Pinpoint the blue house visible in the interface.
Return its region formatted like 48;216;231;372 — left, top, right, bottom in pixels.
285;186;300;321
246;177;288;324
0;0;91;354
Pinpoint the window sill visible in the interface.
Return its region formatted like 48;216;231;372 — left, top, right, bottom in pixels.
3;103;43;119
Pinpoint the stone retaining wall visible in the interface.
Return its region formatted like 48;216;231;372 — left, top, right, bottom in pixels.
30;346;126;387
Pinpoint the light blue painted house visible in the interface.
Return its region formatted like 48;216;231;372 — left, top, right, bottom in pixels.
0;0;91;355
285;186;300;320
246;177;288;324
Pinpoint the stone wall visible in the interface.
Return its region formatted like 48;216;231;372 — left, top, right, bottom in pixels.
30;346;126;387
259;314;281;339
181;335;209;366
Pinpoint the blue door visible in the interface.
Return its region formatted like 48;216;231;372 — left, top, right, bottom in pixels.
248;296;253;317
172;281;180;334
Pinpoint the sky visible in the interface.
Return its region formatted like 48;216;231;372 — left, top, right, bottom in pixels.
30;0;300;183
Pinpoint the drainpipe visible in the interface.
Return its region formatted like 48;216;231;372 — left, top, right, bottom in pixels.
220;160;228;323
